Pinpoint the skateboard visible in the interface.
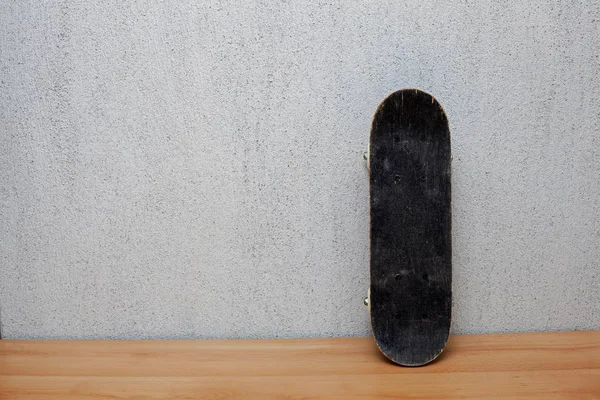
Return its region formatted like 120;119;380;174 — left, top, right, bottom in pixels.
366;89;452;366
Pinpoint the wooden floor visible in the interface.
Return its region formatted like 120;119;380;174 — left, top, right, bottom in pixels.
0;331;598;399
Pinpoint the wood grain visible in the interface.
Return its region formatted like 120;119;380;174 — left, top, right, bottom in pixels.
0;331;599;399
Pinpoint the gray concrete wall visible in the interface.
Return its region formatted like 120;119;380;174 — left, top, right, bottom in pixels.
1;0;598;339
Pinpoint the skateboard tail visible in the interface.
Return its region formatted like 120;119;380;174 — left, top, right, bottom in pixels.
371;308;452;366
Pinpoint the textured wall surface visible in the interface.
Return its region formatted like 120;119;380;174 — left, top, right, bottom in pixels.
1;1;599;339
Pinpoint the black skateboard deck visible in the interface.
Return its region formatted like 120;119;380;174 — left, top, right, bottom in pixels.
368;89;452;366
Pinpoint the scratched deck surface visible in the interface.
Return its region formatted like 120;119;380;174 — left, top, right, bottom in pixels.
369;89;452;365
0;331;599;399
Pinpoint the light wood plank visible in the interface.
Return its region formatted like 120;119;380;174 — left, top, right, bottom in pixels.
0;331;598;399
